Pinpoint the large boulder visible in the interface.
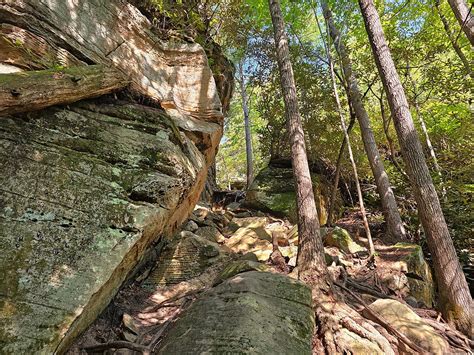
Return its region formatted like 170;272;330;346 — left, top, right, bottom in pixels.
365;299;449;354
0;100;222;353
158;271;314;354
0;0;230;352
244;163;342;225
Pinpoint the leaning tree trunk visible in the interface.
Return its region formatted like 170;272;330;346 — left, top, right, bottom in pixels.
238;61;254;189
447;0;474;46
359;0;473;336
268;1;395;353
434;0;472;76
379;93;409;179
321;1;406;242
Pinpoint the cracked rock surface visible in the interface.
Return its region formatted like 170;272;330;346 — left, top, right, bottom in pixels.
0;100;221;353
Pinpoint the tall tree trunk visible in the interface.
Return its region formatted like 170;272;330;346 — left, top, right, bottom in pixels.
321;1;406;242
238;61;254;189
268;2;395;353
447;0;474;46
434;0;472;76
320;18;375;256
359;0;473;336
268;0;327;278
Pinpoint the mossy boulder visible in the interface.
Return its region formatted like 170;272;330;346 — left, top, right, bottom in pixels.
324;227;366;254
158;271;314;354
394;243;435;307
244;165;342;225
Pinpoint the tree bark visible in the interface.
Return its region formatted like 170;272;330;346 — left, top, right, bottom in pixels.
434;0;472;76
268;0;327;278
321;17;375;256
371;87;409;180
447;0;474;46
238;61;254;189
0;65;128;115
359;0;473;336
321;1;406;242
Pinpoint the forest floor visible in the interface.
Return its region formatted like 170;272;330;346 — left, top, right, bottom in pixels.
68;195;473;354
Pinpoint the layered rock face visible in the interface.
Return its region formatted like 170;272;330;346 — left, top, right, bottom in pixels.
0;0;230;353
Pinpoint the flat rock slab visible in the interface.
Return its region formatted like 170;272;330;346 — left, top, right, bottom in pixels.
158;271;314;354
0;101;220;353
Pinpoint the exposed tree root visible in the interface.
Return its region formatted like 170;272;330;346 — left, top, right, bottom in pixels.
300;271;394;354
334;281;427;353
316;296;395;354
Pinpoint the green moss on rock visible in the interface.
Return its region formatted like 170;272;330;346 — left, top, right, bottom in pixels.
324;227;366;254
216;260;270;283
244;165;341;225
394;243;435;307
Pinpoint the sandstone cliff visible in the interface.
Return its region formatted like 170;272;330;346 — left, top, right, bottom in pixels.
0;0;232;352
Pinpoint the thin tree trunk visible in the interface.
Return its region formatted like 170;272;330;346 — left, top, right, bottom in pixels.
321;1;406;242
435;0;472;76
237;62;254;189
447;0;474;46
359;0;473;336
315;8;356;227
0;65;128;115
327;109;356;226
320;18;375;256
407;71;447;200
268;0;327;278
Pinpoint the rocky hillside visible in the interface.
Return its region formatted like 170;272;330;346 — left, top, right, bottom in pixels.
68;200;469;354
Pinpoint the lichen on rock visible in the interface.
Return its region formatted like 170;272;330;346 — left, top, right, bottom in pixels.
0;0;230;350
